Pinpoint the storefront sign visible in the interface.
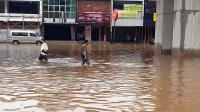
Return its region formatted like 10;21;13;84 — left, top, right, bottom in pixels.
153;13;157;22
117;4;142;19
124;4;142;12
77;0;110;24
113;9;119;21
77;13;110;23
118;10;137;18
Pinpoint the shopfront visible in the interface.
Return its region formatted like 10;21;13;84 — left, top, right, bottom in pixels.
76;0;111;41
42;0;76;41
113;0;144;42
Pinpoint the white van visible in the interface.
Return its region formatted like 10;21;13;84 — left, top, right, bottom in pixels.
9;30;43;44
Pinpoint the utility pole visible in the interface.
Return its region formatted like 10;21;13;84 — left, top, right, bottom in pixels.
5;0;8;13
110;0;113;43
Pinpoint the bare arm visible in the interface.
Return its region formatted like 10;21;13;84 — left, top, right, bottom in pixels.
87;51;95;56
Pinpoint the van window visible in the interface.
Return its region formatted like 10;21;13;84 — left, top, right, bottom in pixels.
30;33;38;37
36;33;40;36
12;32;28;36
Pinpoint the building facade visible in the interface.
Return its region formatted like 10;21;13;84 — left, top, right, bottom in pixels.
0;0;42;42
112;0;144;42
42;0;76;40
76;0;111;41
0;0;156;43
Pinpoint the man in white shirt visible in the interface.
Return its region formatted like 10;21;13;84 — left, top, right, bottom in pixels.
39;40;48;61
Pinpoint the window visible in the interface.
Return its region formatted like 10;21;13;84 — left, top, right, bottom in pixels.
43;0;48;5
30;33;38;37
43;11;48;18
54;12;60;18
70;12;76;18
60;6;65;11
66;6;70;11
60;0;65;5
49;6;53;11
65;13;69;18
43;5;48;11
9;1;40;14
49;12;54;18
71;6;76;12
42;0;76;19
55;6;59;11
12;32;28;36
0;1;5;13
36;33;40;36
71;0;76;5
55;0;59;5
66;0;70;5
49;0;55;5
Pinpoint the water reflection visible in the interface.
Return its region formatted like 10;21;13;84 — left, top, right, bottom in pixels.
0;42;200;112
153;56;200;112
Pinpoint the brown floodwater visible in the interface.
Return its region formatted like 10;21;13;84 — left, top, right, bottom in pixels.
0;42;200;112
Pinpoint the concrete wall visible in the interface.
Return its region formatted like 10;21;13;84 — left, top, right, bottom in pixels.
156;0;200;54
173;0;200;51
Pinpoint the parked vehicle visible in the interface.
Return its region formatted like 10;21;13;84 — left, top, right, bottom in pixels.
9;30;43;44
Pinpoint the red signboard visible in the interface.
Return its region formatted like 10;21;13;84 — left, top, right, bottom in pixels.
112;9;118;21
77;0;111;24
77;13;110;24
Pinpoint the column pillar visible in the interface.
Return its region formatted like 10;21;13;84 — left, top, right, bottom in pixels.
5;0;8;13
99;26;101;41
85;25;91;41
71;26;75;41
155;0;174;54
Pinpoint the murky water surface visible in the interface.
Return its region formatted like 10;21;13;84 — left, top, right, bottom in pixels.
0;42;200;112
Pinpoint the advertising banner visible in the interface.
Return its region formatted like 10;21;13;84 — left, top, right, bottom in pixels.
124;4;142;12
77;13;110;24
116;4;143;19
77;0;110;24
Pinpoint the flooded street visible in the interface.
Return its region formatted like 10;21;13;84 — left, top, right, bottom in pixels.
0;42;200;112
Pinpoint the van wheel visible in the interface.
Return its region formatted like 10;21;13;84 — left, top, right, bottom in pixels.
36;41;42;45
13;40;19;45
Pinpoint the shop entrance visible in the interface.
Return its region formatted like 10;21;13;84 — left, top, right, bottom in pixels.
91;26;108;41
75;25;109;41
75;26;85;41
91;26;99;41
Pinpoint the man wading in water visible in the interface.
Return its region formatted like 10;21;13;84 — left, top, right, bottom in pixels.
81;40;94;66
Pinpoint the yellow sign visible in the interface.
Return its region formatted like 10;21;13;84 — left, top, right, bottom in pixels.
153;13;157;21
124;4;142;12
117;4;142;18
119;13;137;18
118;10;138;18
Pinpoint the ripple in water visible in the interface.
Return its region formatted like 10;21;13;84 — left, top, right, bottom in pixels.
0;43;157;112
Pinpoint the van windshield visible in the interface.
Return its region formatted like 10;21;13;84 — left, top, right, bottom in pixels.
30;33;38;37
36;33;41;36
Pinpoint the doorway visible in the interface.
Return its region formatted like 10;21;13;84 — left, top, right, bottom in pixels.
91;26;99;41
75;26;85;41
